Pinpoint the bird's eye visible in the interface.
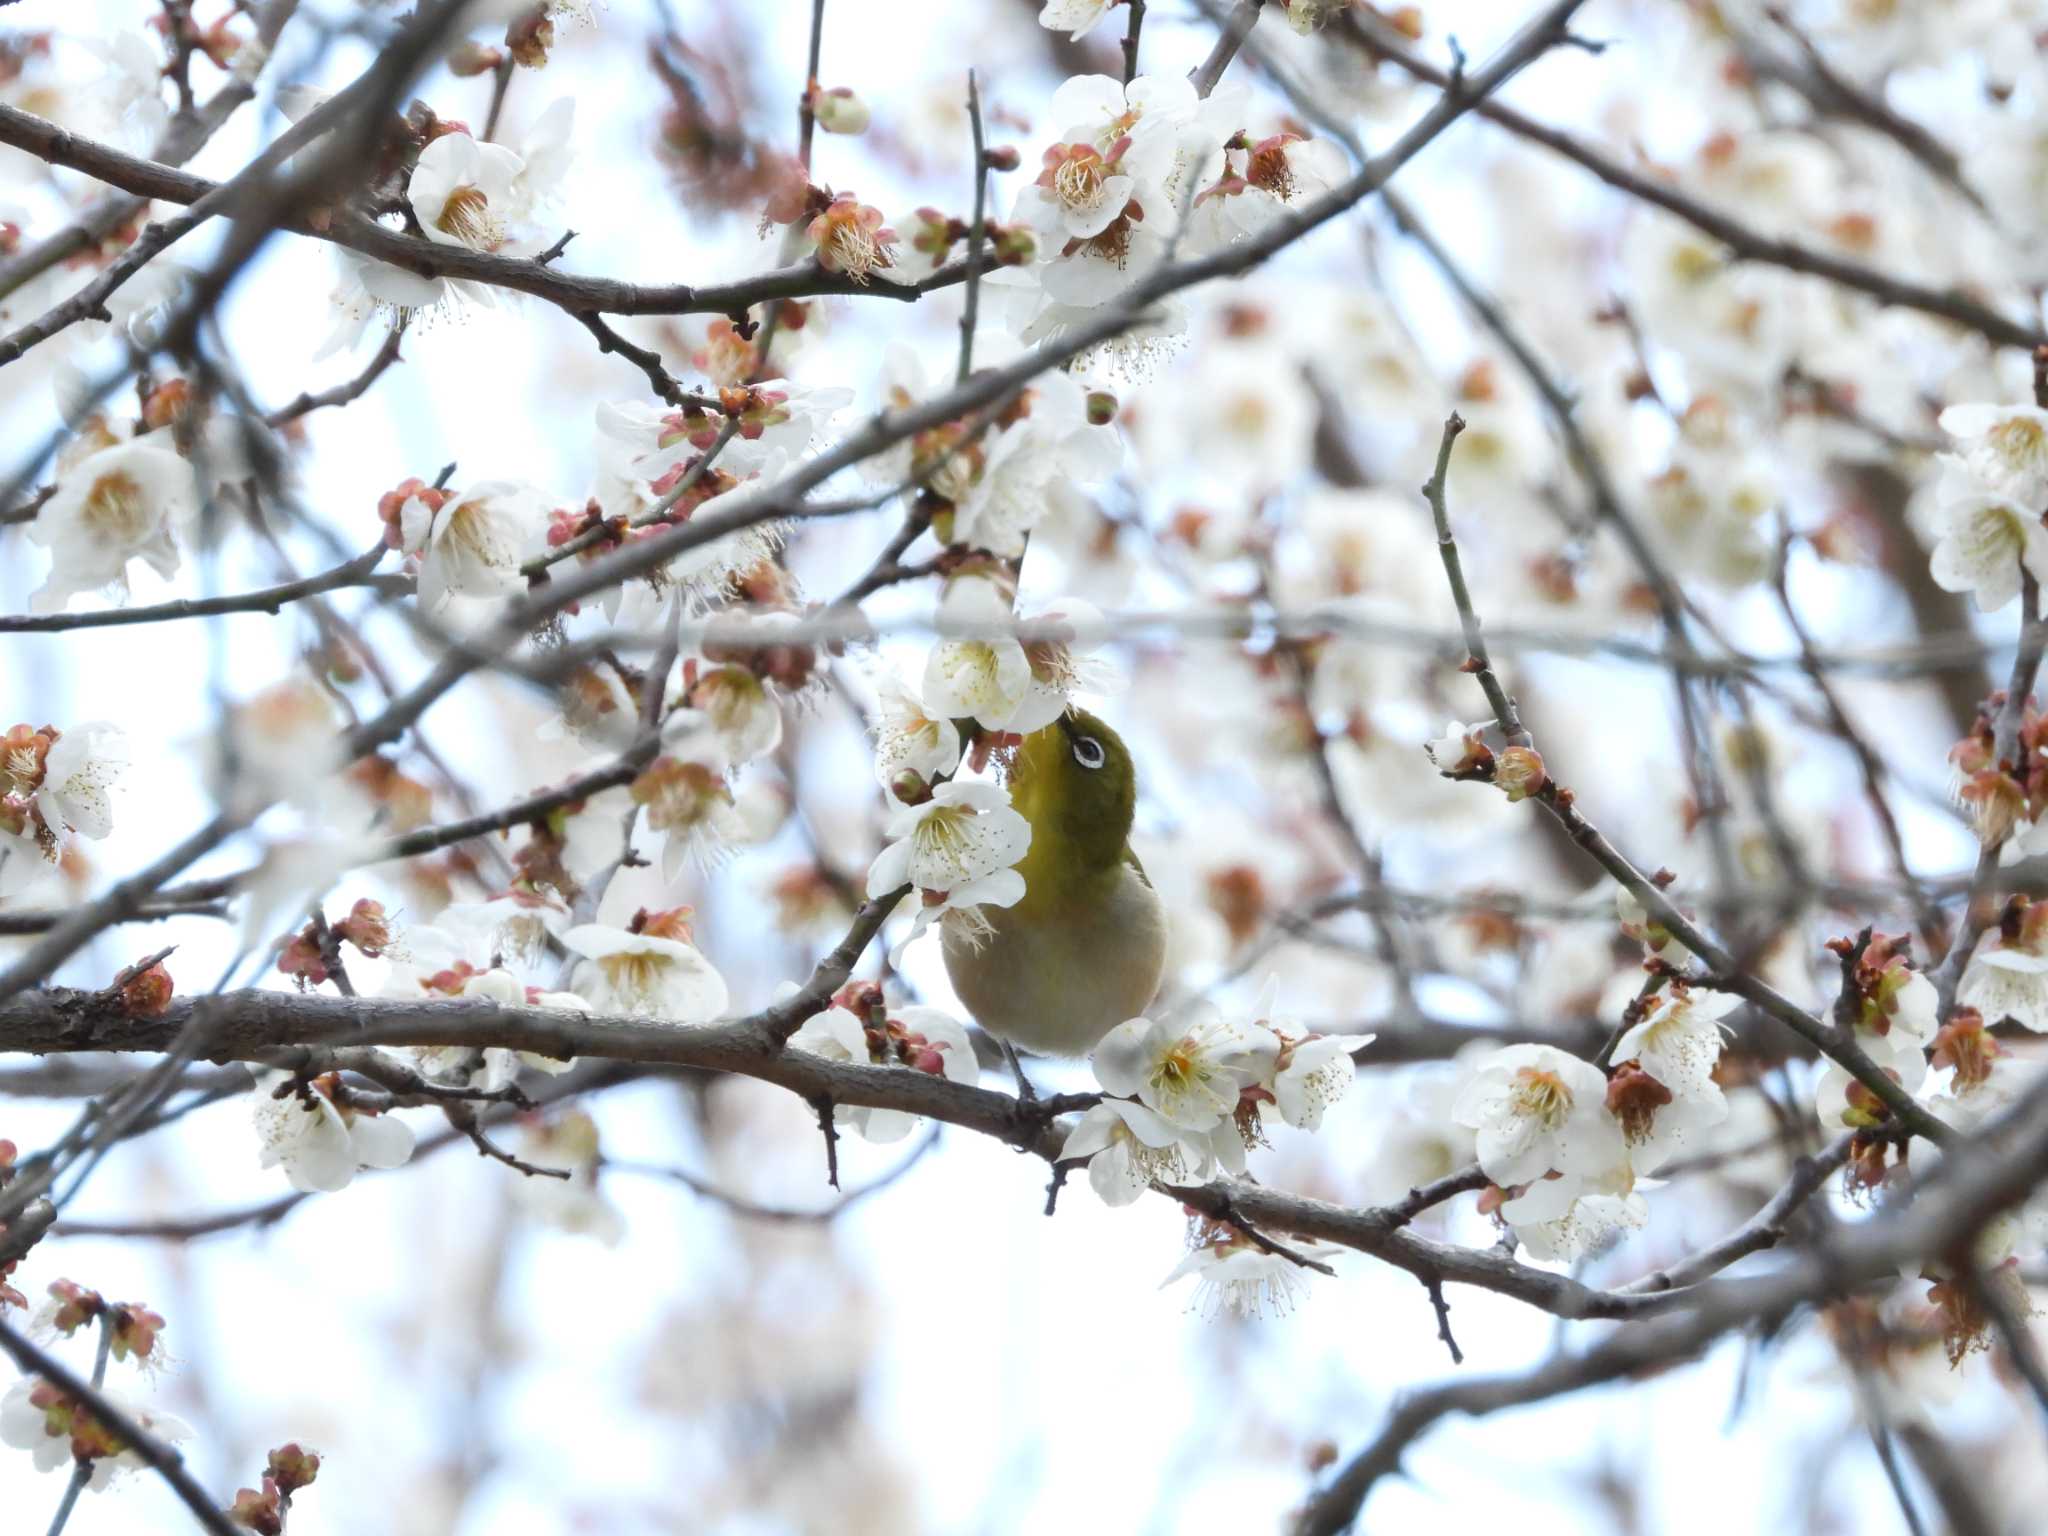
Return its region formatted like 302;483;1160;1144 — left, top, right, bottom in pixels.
1072;736;1105;770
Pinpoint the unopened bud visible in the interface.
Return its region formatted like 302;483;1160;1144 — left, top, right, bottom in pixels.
448;41;505;77
811;86;870;136
983;144;1021;173
229;1484;284;1536
119;962;174;1018
141;378;191;432
990;224;1037;267
1495;745;1547;802
891;769;931;806
1085;390;1119;427
833;979;886;1020
266;1443;321;1494
505;6;553;68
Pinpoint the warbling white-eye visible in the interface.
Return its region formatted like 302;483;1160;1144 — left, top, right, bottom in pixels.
942;708;1167;1059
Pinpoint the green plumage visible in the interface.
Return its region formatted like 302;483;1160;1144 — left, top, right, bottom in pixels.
942;709;1168;1058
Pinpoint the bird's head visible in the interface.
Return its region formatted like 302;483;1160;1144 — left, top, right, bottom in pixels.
1009;707;1138;884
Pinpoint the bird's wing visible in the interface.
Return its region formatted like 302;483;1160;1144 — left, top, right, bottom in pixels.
1122;843;1154;888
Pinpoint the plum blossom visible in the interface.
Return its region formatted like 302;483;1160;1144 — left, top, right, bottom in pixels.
563;912;728;1021
399;480;544;609
878;208;961;286
923;577;1032;729
1926;469;2048;612
219;679;347;812
317;251;453;358
1161;1227;1336;1318
1513;1187;1650;1266
382;934;581;1087
409;130;524;254
1603;985;1735;1170
870;670;962;795
1938;401;2048;509
1009;74;1228;312
1610;985;1736;1100
1270;1029;1375;1131
1424;721;1493;777
0;1377;192;1491
1279;0;1348;33
681;665;785;769
1037;0;1116;39
0;721;127;893
948;372;1121;558
1815;933;1939;1130
787;999;979;1141
437;888;573;965
505;97;575;221
1026;138;1138;244
596;384;850;487
808;194;896;283
1059;1098;1209;1204
1006;598;1121;733
1367;1060;1481;1202
1453;1044;1627;1200
632;753;750;880
1187;131;1348;251
28;440;197;611
1044;74;1218;210
1092;1010;1275;1131
1958;900;2048;1032
252;1071;416;1193
866;780;1032;938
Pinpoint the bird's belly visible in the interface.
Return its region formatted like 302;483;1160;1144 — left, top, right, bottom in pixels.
942;867;1167;1058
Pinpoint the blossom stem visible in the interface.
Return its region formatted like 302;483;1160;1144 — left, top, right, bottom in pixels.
1422;413;1528;747
41;1317;113;1536
956;70;989;384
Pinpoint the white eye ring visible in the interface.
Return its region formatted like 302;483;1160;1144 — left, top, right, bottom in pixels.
1072;736;1105;770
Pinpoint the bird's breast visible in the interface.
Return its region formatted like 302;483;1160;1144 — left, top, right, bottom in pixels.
942;860;1168;1059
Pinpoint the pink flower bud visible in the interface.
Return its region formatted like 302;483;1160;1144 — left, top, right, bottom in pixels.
336;898;393;957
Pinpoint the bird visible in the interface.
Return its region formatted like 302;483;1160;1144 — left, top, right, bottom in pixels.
942;707;1168;1071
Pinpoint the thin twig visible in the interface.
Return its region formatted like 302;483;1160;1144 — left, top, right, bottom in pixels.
957;70;990;383
1422;413;1527;745
797;0;828;171
1191;0;1264;98
0;543;397;633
